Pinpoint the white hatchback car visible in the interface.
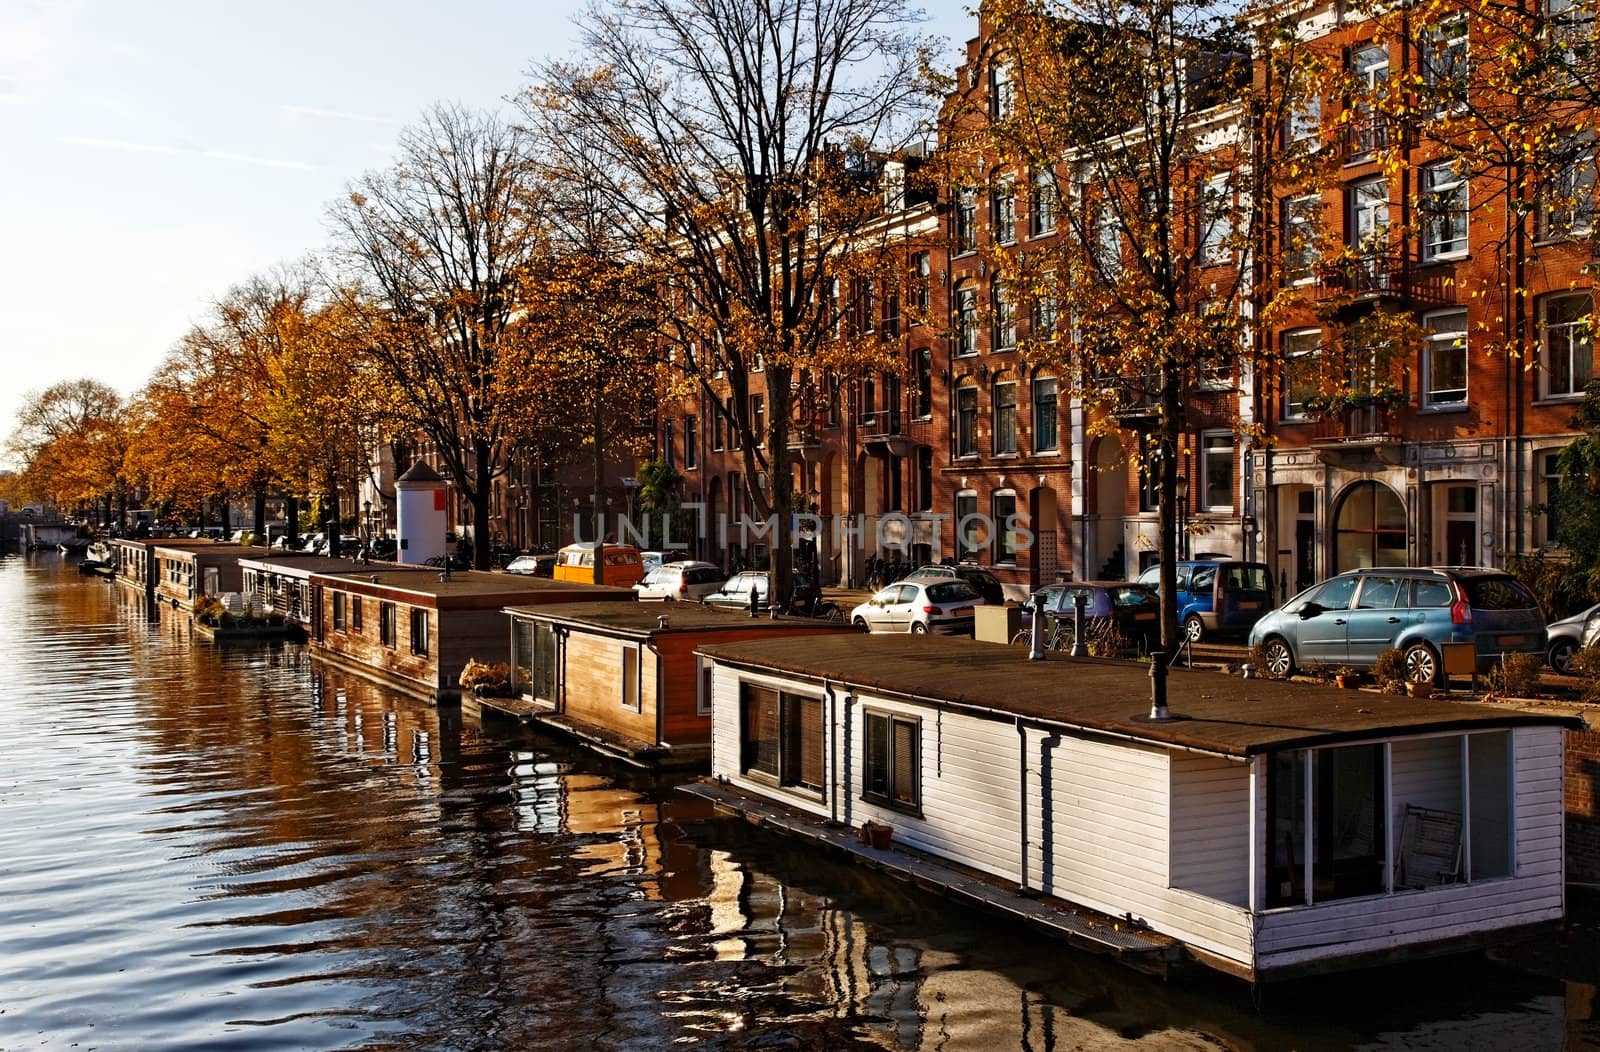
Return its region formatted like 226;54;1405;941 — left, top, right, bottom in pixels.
635;560;726;601
850;579;985;635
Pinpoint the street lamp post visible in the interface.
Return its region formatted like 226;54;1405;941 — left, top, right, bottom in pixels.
1174;475;1190;560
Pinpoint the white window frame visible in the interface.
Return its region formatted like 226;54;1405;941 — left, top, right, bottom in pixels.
991;277;1016;350
1283;329;1323;420
993;380;1018;455
1283;194;1320;282
1540;291;1594;399
1420;162;1469;261
621;643;642;712
696;655;713;716
1030;169;1057;237
955;285;978;356
1201;430;1236;512
993;176;1017;246
956;386;979;458
1538;136;1596;241
1200;173;1235;265
1422;309;1469;408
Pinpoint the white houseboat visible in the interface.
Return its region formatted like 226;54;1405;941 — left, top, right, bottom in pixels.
696;635;1584;981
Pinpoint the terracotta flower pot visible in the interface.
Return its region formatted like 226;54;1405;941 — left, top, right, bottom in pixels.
1336;674;1361;690
1406;681;1433;699
861;822;893;850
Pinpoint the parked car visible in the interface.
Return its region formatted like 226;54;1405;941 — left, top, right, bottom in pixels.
1546;601;1600;674
851;579;986;635
635;560;726;601
1248;567;1547;684
904;563;1007;605
702;570;820;613
424;552;471;570
1135;560;1273;643
640;549;689;574
1019;581;1160;651
503;553;556;578
365;538;398;561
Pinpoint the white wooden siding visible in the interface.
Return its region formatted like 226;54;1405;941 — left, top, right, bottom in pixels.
1169;755;1251;906
1390;736;1462;831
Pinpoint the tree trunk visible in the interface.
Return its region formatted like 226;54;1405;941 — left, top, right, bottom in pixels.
1158;372;1183;656
767;366;794;609
286;496;300;547
473;440;494;571
593;384;606;586
323;473;340;555
252;485;267;545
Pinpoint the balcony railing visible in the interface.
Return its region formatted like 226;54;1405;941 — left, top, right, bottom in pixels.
861;408;904;438
1311;252;1453;311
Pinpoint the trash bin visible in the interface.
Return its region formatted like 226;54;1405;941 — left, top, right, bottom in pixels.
975;604;1021;645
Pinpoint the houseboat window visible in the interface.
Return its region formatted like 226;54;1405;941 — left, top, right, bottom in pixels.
739;683;823;795
863;711;920;812
696;657;713;716
1468;732;1512;879
1268;744;1386;907
622;646;641;712
351;597;362;632
409;609;429;656
332;592;346;631
379;603;397;647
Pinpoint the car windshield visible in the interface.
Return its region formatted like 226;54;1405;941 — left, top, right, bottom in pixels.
1463;576;1539;611
1111;586;1157;607
926;582;979;603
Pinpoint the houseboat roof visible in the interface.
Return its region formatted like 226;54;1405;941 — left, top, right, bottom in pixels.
311;568;637;607
152;542;268;560
503;601;852;638
238;553;367;575
698;635;1585;757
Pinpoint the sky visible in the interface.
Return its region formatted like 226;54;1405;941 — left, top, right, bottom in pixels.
0;1;974;467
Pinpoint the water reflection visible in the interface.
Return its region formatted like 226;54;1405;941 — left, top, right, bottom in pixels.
0;552;1594;1050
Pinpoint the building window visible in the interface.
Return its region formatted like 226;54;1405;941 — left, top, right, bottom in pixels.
990;63;1014;121
913;252;931;315
684;416;698;469
1423;309;1469;406
1201;431;1235;511
913;349;933;418
917;446;934;512
883;286;901;338
739;683;823;795
1030;169;1056;236
1033;376;1059;452
859;279;876;334
622;645;641;712
956;492;981;560
1420;162;1468;261
332;591;346;631
993;380;1018;455
993;490;1019;562
991;277;1016;350
1542;448;1566;545
1093;199;1121;276
955;285;978;355
1138;433;1158;513
409;608;429;657
379;602;397;648
1283;329;1323;419
1200;173;1234;264
1422;16;1469;109
954;187;977;254
1348;176;1389;256
696;657;713;716
726;396;740;449
750;394;765;447
662;419;676;468
1032;273;1058;338
992;177;1016;246
1282;194;1320;281
1348;44;1389;155
956;385;979;458
1542;292;1594;397
351;596;362;632
863;711;921;812
1540;137;1595;240
1285;93;1321;146
712;404;725;451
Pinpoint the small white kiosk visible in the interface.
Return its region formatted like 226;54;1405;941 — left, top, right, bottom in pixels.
395;461;448;566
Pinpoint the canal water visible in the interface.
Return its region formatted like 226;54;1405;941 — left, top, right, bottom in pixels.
1;553;1595;1051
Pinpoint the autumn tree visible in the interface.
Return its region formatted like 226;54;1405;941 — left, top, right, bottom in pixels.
4;379;129;519
328;105;545;570
974;0;1330;651
523;0;941;604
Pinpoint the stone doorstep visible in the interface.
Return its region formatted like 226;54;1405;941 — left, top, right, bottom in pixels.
679;779;1179;970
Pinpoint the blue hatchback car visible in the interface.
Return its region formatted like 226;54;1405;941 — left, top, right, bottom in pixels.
1247;567;1546;684
1136;560;1272;643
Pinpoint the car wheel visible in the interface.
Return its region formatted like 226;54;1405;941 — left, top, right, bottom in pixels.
1404;642;1440;685
1183;615;1205;645
1548;638;1578;675
1261;637;1295;678
852;617;870;632
911;621;929;635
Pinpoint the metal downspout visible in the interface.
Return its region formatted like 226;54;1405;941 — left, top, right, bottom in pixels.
1017;718;1029;893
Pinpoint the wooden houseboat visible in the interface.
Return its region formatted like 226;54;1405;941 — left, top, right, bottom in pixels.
695;635;1584;981
239;553;363;625
310;569;636;702
153;542;260;611
107;537;223;606
498;603;858;768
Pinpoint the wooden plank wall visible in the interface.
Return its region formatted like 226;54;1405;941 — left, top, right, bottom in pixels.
560;633;659;744
1168;754;1251;906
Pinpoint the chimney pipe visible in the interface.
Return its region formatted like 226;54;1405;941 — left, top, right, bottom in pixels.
1149;651;1169;720
657;614;669;629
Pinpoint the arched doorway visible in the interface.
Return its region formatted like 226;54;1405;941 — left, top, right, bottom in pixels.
1334;481;1407;571
1092;438;1129;580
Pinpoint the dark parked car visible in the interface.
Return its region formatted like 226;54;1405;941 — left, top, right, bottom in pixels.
904;563;1007;605
504;554;557;578
1248;567;1547;683
1019;581;1161;652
